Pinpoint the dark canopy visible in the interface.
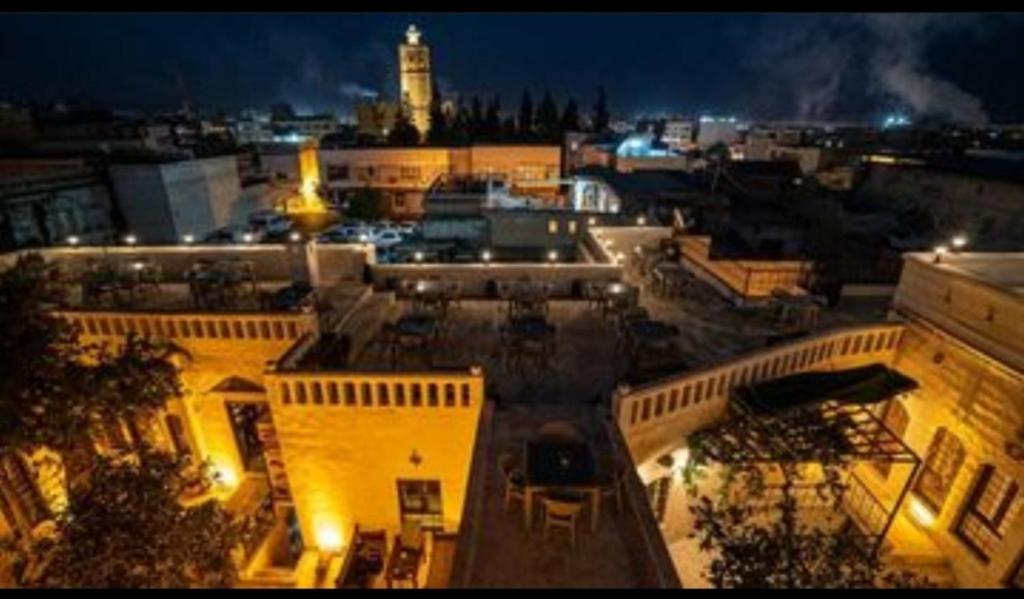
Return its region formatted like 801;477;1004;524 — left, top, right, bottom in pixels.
736;363;918;416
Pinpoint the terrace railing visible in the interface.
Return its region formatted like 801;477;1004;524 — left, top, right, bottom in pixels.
613;322;908;466
679;235;811;302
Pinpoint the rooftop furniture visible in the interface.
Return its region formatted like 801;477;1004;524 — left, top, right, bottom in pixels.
385;533;423;589
522;438;601;533
336;527;387;589
497;451;526;512
651;261;690;297
541;494;585;550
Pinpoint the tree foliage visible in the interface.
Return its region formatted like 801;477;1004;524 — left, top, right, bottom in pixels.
591;86;610;133
535;90;560;143
387;106;421;146
27;449;239;588
682;415;934;589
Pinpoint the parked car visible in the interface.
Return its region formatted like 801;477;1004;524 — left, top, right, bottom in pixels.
203;226;265;244
248;210;293;236
370;229;404;249
397;221;419;236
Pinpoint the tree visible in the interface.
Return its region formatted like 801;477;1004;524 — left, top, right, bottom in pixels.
591;86;610;133
25;449;239;588
470;96;484;141
682;415;934;589
387;107;420;146
535;91;560;144
484;95;502;142
450;96;472;145
517;90;534;142
426;77;448;146
500;116;518;142
560;98;581;134
344;186;388;221
0;254;181;465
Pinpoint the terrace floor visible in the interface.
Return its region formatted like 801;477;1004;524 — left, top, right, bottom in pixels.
331;268;897;587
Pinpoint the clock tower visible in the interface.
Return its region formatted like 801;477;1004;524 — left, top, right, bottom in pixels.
398;24;432;139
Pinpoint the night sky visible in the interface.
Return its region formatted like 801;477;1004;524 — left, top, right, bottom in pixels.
2;13;1023;124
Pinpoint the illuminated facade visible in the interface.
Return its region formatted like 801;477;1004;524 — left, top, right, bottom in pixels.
398;25;432;138
614;250;1024;588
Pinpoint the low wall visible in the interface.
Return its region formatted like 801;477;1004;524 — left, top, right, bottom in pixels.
614;322;907;466
369;262;623;297
679;236;811;305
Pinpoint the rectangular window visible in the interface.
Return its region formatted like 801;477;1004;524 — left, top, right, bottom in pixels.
646;476;671;523
397;479;443;531
914;428;965;513
548;219;559;234
568;220;578;234
165;414;192;458
956;465;1021;561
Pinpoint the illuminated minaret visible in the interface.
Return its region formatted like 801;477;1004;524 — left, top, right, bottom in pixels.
398;24;432;138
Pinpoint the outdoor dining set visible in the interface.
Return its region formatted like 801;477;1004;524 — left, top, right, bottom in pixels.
186;257;258;310
80;257;163;307
497;278;557;375
498;420;628;551
381;277;465;367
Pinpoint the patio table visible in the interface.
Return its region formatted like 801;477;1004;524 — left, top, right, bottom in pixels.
522;438;601;533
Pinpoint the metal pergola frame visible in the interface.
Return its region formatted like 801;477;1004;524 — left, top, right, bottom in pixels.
692;387;922;557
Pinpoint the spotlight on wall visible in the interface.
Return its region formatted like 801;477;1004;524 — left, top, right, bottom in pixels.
66;235;80;246
908;496;936;528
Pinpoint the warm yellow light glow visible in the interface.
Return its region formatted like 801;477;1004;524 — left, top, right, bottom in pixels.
213;463;238;489
316;526;343;552
636;216;647;226
908;496;936;527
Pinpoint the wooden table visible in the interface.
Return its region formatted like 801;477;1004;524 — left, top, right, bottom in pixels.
522;439;601;533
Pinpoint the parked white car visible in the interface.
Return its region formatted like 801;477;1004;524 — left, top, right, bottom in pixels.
371;229;404;249
248;210;293;236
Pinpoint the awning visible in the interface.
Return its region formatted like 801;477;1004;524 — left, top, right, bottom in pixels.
736;363;918;416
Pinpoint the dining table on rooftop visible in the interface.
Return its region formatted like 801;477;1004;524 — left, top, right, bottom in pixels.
522;436;602;533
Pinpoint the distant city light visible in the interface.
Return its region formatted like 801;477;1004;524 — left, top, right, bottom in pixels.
882;114;911;129
66;235;80;246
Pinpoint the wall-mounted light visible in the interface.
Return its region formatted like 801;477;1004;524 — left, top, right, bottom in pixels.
124;234;137;246
951;235;967;252
66;235;80;246
316;526;342;553
182;234;195;245
908;496;936;528
636;216;647;226
933;245;948;264
290;231;303;243
242;232;255;244
481;249;492;263
413;251;424;263
547;250;558;263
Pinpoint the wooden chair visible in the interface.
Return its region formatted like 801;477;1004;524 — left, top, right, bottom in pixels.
541;495;584;550
497;452;525;512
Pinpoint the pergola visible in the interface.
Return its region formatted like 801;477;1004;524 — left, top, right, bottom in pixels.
690;363;922;557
